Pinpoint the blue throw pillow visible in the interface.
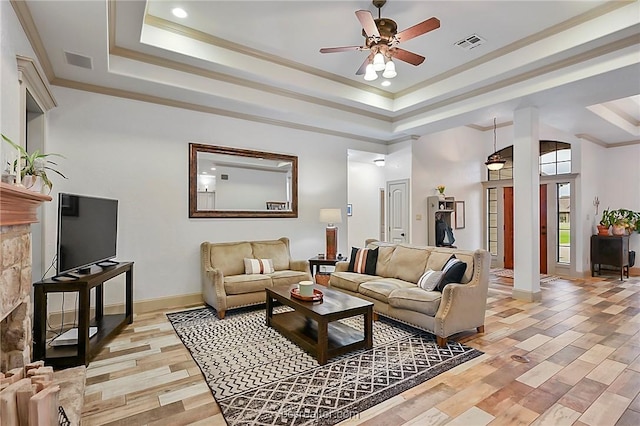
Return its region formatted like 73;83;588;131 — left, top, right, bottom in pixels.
437;255;467;291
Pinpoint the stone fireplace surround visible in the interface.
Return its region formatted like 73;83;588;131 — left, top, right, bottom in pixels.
0;182;51;372
1;183;88;425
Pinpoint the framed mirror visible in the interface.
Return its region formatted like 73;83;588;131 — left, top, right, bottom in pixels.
189;143;298;218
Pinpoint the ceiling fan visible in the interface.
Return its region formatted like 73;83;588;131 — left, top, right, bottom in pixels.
319;0;440;79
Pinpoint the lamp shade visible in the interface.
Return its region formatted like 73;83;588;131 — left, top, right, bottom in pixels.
372;52;386;71
382;60;397;78
319;208;342;225
364;64;378;81
485;154;506;171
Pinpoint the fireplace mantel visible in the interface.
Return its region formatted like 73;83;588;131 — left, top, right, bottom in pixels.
0;182;52;226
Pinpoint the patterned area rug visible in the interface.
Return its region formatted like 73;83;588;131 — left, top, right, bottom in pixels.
167;306;483;426
491;268;562;283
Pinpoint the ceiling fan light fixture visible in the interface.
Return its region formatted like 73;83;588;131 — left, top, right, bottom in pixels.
382;60;397;78
364;64;378;81
372;52;386;71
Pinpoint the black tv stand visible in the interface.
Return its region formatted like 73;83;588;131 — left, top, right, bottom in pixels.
33;261;134;368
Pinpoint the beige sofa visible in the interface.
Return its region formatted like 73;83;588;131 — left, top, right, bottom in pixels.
329;240;490;347
201;237;312;318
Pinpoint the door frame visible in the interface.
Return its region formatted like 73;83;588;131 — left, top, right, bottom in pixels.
482;174;578;276
503;184;548;273
386;179;410;244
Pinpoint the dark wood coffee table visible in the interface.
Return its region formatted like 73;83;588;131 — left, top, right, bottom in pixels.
266;284;373;365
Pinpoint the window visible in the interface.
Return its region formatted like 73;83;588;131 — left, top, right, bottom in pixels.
557;182;571;263
487;188;498;255
540;141;571;176
488;141;571;181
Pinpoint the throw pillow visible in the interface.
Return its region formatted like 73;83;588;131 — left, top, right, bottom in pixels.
244;258;275;274
348;247;378;275
437;255;467;291
417;269;443;291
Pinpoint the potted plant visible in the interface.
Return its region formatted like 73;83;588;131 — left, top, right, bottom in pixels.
598;208;612;235
436;185;446;200
611;209;640;235
1;133;66;192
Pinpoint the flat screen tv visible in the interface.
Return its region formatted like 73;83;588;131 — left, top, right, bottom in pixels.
56;193;118;277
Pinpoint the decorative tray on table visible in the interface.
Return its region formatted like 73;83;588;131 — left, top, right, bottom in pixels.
290;288;324;301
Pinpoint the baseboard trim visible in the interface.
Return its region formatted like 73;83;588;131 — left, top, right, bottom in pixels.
512;289;542;302
46;293;204;329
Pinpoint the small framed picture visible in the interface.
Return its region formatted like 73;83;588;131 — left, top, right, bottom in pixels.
347;204;353;216
455;201;465;229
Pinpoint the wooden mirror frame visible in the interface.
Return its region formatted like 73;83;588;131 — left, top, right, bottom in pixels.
189;143;298;218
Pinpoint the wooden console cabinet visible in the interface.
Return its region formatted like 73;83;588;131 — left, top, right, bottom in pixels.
590;235;629;281
33;262;133;368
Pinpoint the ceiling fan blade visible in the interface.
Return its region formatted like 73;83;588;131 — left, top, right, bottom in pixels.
355;57;369;75
355;10;380;39
320;46;363;54
396;17;440;43
392;48;425;66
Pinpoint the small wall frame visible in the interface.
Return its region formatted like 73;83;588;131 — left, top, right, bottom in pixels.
455;201;465;229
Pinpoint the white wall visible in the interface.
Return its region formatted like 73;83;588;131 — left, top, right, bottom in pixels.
602;144;640;257
347;159;385;249
411;127;486;249
41;87;383;304
1;1;38;157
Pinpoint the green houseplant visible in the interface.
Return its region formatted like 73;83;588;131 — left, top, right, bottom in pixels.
599;207;640;235
598;208;613;235
611;208;640;235
1;133;66;191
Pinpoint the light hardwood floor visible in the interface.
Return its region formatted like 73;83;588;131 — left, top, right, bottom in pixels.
81;272;640;425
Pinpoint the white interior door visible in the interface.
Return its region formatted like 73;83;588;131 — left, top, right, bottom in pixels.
387;179;409;243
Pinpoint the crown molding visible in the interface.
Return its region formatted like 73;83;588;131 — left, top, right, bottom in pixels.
608;139;640;147
602;103;640;127
110;46;392;123
396;1;632;98
394;34;640;123
16;55;57;110
143;14;393;100
10;0;55;82
50;78;388;145
467;121;514;132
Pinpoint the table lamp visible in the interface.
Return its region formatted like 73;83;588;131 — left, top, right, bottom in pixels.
319;208;342;260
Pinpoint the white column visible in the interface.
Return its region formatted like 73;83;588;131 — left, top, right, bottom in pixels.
512;107;541;301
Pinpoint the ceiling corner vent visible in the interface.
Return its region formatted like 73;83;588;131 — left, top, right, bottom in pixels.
64;51;93;69
455;34;486;50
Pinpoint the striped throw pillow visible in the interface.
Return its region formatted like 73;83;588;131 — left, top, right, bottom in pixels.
417;269;443;291
437;255;467;291
244;258;275;274
348;247;378;275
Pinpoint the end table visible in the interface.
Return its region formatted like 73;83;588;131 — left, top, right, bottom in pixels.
308;255;346;285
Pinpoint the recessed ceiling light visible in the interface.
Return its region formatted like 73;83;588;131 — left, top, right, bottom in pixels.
381;81;391;87
172;8;188;19
210;167;216;170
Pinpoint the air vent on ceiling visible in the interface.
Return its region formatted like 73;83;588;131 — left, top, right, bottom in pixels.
455;34;486;50
64;51;93;69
